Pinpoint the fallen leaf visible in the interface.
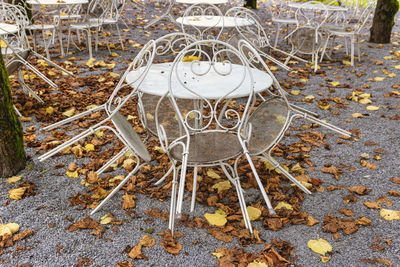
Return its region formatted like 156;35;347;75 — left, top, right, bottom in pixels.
274;202;293;211
100;213;114;224
62;108;76;117
366;105;379;111
122;194;135;209
212;180;231;193
307;238;332;256
380;209;400;221
9;187;27;200
7;175;22;184
247;207;261;221
207;170;221;179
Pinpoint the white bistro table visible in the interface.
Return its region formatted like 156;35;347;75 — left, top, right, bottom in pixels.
0;23;18;36
176;15;253;28
288;2;348;11
27;0;89;56
126;62;273;99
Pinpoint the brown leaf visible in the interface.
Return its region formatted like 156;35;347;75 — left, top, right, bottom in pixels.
355;217;372;226
66;216;98;232
363;201;380;209
90;226;105;239
116;261;133;267
263;218;283;231
338;208;354;217
343;194;358;204
307;216;320;226
208;228;234;243
12;229;34;242
86;171;99;184
327;185;344;191
390;178;400;184
360;258;393;266
159;229;182;255
122;194;136;210
388;190;400;197
348;186;371;195
76;257;94;267
321;165;342;180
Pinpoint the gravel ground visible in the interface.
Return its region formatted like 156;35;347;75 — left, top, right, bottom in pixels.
1;0;400;266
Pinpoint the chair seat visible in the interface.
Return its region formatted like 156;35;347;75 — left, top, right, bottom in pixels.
103;18;118;24
6;50;30;75
111;110;151;162
170;131;242;164
327;28;355;36
71;19;102;29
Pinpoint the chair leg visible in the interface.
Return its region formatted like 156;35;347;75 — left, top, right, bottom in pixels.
168;166;179;234
243;153;276;215
274;24;281;48
96;147;129;175
154;165;174;185
190;165;198;213
264;155;312;194
175;152;189;216
87;29;93;59
115;23;124;49
350;38;354;66
13;105;22;117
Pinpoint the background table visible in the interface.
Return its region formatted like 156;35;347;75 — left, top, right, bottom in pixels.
27;0;89;56
288;2;348;11
126;62;273;99
176;16;253;28
176;0;228;4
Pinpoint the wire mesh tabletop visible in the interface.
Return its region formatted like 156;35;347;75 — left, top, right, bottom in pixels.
126;62;273;99
176;15;253;28
0;23;18;35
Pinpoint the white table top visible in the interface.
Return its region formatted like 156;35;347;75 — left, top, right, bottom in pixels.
27;0;88;5
0;23;18;36
288;2;348;11
176;16;253;28
126;62;273;99
176;0;228;4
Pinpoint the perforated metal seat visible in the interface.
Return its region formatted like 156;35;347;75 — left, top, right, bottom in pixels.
170;131;242;164
246;98;289;155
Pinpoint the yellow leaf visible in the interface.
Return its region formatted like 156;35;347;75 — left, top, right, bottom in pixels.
274;202;293;210
98;76;106;82
351;113;363;118
247;207;261;221
109;175;124;184
394;65;400;69
46;106;54;114
109;72;120;78
84;144;95;152
7;175;23;184
182;56;201;62
66;170;79;178
111;52;119;57
48;70;57;76
95;130;103;138
123;158;136;170
342;60;351;66
290;90;300;95
321;256;331;263
380;209;400;221
5;223;19;234
207;170;221;179
383;56;393;60
100;213;114;224
211;252;224;259
299;78;308;83
146;113;154;120
318;101;330;110
270;66;278;71
373;77;385;82
302;95;315;102
154;146;164;153
95;60;107;67
20;116;32;122
0;225;12;237
9;187;27;200
387;73;396;78
307;238;332;255
204;212;227;227
330;81;340;87
212;180;231;193
0;40;8;48
62;108;76;117
107;63;116;69
366;105;379;111
247;261;269;267
86;58;96;67
359;98;372;105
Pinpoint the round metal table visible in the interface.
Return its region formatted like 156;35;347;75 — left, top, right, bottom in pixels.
176;16;253;28
0;23;18;36
288;2;348;11
126;62;273;99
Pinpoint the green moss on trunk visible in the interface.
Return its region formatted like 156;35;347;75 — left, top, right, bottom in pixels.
244;0;257;9
0;53;26;177
370;0;399;43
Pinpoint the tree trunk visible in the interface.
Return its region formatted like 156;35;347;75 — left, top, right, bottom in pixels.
244;0;257;9
369;0;399;43
0;53;26;177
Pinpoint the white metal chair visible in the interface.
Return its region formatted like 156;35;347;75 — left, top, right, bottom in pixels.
155;39;271;235
269;0;298;48
226;7;307;71
101;0;126;49
320;4;373;66
284;1;329;71
38;40;156;214
238;40;351;201
66;0;113;58
178;3;224;41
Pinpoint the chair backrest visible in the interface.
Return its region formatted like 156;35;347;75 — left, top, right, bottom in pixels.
295;1;329;28
289;26;324;54
5;49;30;75
226;7;271;51
87;0;113;23
179;3;224;41
353;3;373;33
236;39;291;155
137;32;198;138
161;39;255;140
269;0;296;20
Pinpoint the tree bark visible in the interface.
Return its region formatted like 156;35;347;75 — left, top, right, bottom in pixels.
244;0;257;9
369;0;399;43
0;53;26;177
